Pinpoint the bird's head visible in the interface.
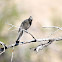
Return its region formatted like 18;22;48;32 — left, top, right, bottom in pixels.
29;16;33;21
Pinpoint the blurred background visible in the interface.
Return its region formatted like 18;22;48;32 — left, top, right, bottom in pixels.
0;0;62;62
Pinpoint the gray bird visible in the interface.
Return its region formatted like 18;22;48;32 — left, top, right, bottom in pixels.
18;16;33;32
17;16;34;41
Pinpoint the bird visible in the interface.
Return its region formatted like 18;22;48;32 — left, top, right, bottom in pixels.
18;16;33;32
16;16;33;41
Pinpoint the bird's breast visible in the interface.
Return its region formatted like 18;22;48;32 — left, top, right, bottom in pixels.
22;22;30;30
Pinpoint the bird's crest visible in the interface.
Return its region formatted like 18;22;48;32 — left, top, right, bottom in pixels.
29;16;33;20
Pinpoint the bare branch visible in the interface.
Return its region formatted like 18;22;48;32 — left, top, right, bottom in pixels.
6;22;19;29
42;26;62;30
11;47;14;62
42;26;62;38
0;41;6;55
22;29;36;40
5;22;19;32
0;36;62;53
48;29;59;38
32;40;54;52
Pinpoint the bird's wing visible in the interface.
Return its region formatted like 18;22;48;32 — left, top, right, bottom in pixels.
18;28;20;33
18;20;27;32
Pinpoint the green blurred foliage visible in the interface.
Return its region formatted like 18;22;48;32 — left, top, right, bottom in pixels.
0;3;19;32
0;1;20;62
0;0;19;43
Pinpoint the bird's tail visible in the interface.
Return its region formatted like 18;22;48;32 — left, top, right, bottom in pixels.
17;30;23;41
18;27;21;33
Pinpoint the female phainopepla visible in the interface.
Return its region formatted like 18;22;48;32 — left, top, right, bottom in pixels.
16;16;36;42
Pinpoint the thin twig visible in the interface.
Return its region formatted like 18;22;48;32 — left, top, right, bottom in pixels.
42;26;62;30
6;22;19;28
47;29;59;38
11;47;14;62
22;29;36;40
